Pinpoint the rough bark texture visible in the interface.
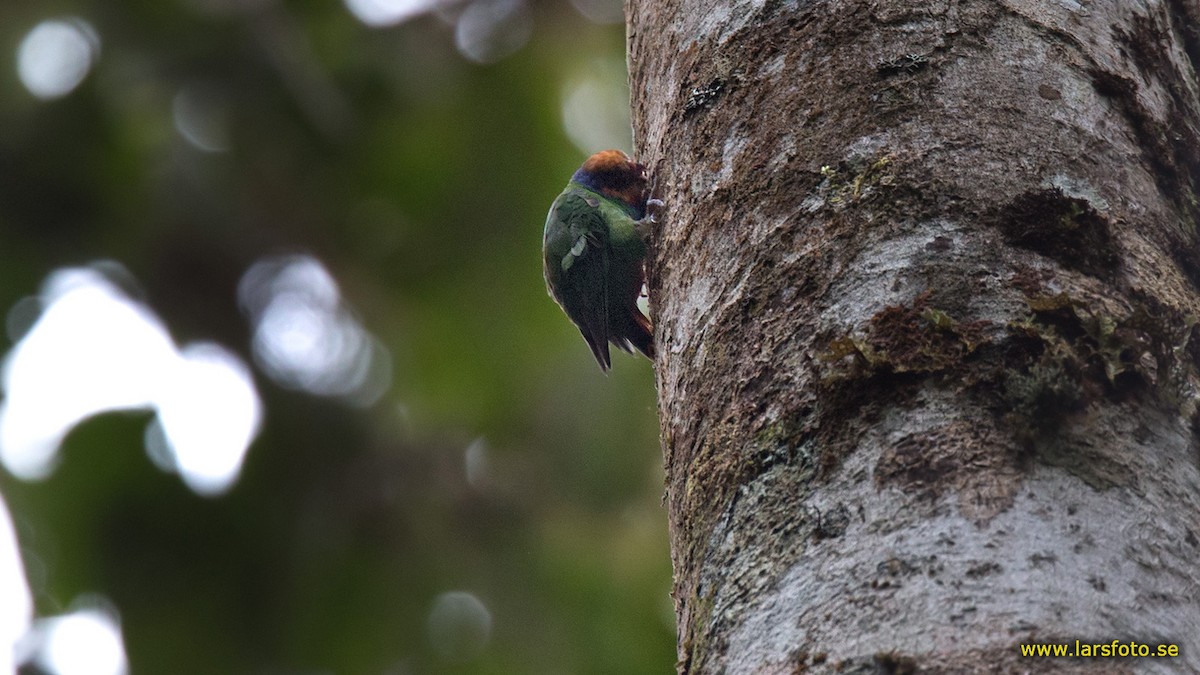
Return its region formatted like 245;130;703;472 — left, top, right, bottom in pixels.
628;0;1200;672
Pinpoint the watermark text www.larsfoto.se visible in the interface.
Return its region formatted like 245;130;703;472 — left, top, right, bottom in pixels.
1020;640;1180;658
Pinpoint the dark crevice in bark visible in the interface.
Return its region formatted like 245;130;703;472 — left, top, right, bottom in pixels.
1165;0;1200;79
1118;12;1200;211
1094;17;1200;290
986;188;1118;280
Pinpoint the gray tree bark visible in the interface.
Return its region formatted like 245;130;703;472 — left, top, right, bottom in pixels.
628;0;1200;672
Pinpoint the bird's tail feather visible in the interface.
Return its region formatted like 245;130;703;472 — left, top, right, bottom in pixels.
584;329;613;372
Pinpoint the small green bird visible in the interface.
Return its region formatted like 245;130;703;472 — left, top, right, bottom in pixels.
543;150;659;371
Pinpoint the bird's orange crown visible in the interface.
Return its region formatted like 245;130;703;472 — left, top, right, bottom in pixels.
571;149;650;217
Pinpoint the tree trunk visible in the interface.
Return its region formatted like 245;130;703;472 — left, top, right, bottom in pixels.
628;0;1200;672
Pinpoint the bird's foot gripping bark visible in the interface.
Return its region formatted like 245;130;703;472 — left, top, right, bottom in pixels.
636;198;666;240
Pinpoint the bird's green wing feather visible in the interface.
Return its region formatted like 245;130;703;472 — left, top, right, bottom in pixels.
545;191;613;369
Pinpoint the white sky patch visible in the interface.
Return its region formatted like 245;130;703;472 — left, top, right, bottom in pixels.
0;265;262;496
0;269;175;479
16;19;99;100
33;604;127;675
342;0;444;26
154;344;262;495
561;57;632;155
0;495;31;675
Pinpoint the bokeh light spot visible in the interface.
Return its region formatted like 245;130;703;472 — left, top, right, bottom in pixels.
427;591;492;662
155;344;262;495
454;0;532;65
34;603;127;675
4;296;42;344
464;437;487;488
172;85;230;153
0;264;262;495
239;255;391;406
561;58;633;155
16;19;99;100
0;268;177;480
342;0;444;26
0;496;31;675
568;0;623;24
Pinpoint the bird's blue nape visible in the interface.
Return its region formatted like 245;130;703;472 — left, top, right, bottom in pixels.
569;169;645;219
570;167;602;192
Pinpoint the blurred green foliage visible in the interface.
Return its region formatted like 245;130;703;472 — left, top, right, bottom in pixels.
0;0;671;672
